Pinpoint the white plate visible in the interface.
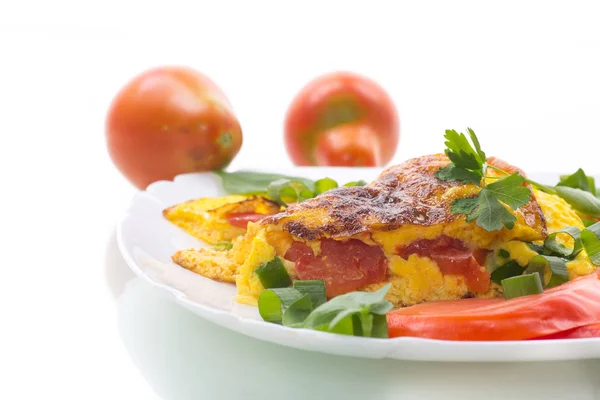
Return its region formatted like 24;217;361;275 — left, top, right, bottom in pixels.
117;167;600;362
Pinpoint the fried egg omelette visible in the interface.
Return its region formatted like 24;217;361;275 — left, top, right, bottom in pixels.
171;154;597;307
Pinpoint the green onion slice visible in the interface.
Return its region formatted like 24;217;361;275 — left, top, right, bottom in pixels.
491;260;524;285
526;255;570;288
497;248;511;259
581;222;600;265
257;288;303;324
293;280;327;307
314;178;338;195
344;180;368;187
254;257;292;289
544;226;582;258
501;273;544;299
281;294;313;327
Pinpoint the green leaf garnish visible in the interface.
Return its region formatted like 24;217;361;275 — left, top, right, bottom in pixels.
501;273;544;299
344;180;368;187
254;257;292;289
443;129;486;171
257;288;304;324
281;294;313;327
450;173;530;231
435;165;482;185
267;179;315;206
558;168;596;196
302;284;392;338
554;186;600;218
214;170;315;194
314;178;338;195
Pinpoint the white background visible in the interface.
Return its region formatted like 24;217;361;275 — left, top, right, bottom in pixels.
1;0;600;399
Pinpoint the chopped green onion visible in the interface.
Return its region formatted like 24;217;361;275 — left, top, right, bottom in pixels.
314;314;354;336
254;257;292;288
497;248;511;259
501;273;544;299
293;280;327;307
344;180;368;187
544;226;582;258
314;178;338;194
213;242;233;251
526;255;570;288
581;222;600;265
491;260;524;284
281;294;313;327
257;288;303;324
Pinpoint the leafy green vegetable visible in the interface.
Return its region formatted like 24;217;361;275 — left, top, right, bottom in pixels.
293;280;327;308
544;226;582;258
302;284;392;337
314;178;338;194
491;260;524;285
450;173;531;231
501;273;544;299
344;180;368;187
254;257;292;289
214;170;314;194
497;249;511;259
267;179;314;206
554;186;600;218
558;168;596;196
581;221;600;265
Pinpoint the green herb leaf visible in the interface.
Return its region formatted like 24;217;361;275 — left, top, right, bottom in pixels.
314;178;339;194
501;273;544;299
293;280;327;308
581;222;600;265
214;170;315;195
254;257;292;289
450;173;530;231
558;168;596;196
554;186;600;218
344;180;368;187
443;129;485;171
302;284;392;338
491;260;524;285
544;226;582;258
267;179;315;206
435;165;482;185
467;127;487;161
484;173;531;210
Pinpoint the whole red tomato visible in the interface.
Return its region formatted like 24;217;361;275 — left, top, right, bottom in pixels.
284;72;399;167
106;66;242;189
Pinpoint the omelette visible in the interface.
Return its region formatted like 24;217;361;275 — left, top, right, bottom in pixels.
170;154;596;307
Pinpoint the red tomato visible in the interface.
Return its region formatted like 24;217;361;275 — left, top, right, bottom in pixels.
226;212;269;228
284;72;399;167
106;66;242;189
387;270;600;341
285;239;388;298
534;323;600;339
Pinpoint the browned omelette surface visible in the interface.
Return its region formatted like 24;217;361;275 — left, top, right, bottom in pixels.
262;154;547;241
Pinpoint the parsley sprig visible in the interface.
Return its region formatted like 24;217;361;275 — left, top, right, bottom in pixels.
435;128;532;232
